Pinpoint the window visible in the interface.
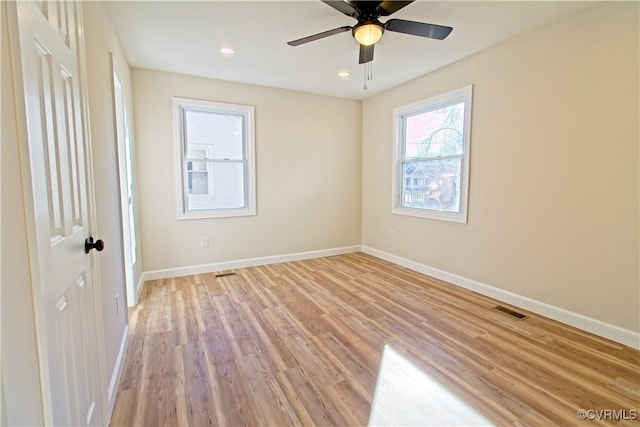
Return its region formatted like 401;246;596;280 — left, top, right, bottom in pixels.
392;85;472;223
174;97;255;219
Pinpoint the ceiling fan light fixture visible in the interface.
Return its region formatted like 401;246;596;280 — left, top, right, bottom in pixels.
353;23;383;46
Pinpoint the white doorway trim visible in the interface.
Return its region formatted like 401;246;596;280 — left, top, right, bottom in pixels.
110;53;139;307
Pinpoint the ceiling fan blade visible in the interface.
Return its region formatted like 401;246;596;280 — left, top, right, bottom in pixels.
378;1;414;16
359;44;374;64
287;26;352;46
322;0;358;17
385;18;453;40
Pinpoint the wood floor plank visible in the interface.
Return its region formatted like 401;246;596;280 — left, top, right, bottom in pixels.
312;332;377;401
111;253;640;426
281;366;342;426
273;369;316;426
324;380;370;426
181;340;216;426
109;388;136;427
173;345;189;426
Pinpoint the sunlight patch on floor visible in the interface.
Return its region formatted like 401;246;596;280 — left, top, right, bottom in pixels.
368;345;494;427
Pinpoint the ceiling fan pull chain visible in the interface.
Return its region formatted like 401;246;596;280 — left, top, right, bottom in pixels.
363;64;368;90
363;62;373;91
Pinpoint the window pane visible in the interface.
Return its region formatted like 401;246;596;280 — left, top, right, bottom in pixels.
402;158;461;212
187;148;207;160
187;162;245;211
187;165;209;195
405;102;465;159
185;110;243;160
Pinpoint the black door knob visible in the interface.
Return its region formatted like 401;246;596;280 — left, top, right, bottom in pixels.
85;237;104;253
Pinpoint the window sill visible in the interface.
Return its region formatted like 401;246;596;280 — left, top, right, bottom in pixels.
178;208;256;220
392;207;467;224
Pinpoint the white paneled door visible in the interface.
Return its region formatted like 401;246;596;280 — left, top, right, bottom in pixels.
11;1;102;425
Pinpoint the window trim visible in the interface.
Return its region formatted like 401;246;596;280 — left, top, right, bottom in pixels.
391;85;473;224
173;97;256;220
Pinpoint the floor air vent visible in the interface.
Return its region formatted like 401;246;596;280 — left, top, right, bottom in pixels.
214;271;236;278
494;305;528;320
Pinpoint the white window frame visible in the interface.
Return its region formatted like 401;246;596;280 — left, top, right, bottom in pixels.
392;85;473;223
174;97;256;220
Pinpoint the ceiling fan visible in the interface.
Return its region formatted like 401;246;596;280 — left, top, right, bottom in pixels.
287;1;453;64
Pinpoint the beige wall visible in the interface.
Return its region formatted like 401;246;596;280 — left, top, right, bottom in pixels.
83;1;137;418
1;2;45;425
133;69;362;271
362;2;639;333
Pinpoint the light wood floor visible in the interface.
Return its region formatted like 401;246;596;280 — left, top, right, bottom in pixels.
110;253;640;426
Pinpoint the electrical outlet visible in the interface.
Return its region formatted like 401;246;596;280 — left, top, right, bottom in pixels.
200;236;209;248
389;229;395;240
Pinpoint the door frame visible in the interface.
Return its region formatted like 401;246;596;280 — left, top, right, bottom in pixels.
110;52;139;307
0;2;4;422
6;1;108;423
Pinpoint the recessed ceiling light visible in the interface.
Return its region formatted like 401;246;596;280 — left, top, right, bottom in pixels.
219;47;236;56
337;70;351;78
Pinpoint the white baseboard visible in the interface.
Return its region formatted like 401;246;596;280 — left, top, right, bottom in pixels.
361;246;640;350
141;245;361;282
106;325;129;414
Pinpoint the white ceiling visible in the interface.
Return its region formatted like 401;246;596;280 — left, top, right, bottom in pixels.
106;1;595;100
